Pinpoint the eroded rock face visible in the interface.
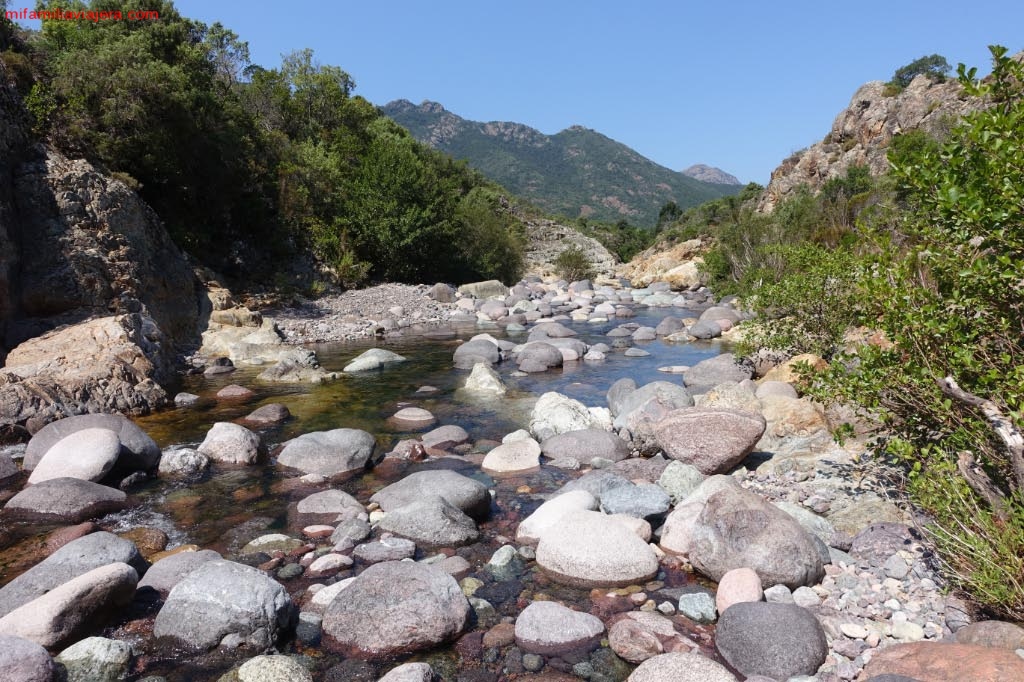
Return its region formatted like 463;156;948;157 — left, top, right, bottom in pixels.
861;641;1024;681
321;561;470;659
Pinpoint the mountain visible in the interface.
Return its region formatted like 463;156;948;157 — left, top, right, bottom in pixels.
382;100;740;226
681;164;741;185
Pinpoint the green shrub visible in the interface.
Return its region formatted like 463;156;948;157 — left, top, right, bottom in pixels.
554;246;595;283
887;54;951;92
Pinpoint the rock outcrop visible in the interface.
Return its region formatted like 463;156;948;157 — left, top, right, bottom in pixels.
759;74;981;211
523;218;618;278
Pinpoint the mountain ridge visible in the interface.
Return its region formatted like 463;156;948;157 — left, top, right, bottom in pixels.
382;99;739;226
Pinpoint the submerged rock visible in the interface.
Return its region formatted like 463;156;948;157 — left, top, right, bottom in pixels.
3;477;126;523
342;348;407;372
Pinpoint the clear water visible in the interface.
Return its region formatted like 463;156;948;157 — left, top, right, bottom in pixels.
1;310;730;680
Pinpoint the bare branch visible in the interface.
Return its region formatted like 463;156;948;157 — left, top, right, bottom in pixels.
956;450;1008;520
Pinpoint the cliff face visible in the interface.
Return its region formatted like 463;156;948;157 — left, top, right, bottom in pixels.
758;74;981;211
0;60;203;430
522;218;618;278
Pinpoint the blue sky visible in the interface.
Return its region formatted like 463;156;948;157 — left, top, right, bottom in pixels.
17;1;1024;184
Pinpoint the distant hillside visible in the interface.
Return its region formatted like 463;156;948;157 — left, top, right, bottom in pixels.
382;100;740;226
682;164;741;185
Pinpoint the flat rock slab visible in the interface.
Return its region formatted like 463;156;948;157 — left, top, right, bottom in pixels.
389;408;436;430
421;425;471;451
24;413;159;472
863;641;1024;681
0;563;138;649
352;537;416;563
536;510;658;587
515;601;604;655
482;439;541;474
715;601;827;680
343;348;407;372
153;560;295;651
322;561;469;660
276;429;375;477
370;470;490;521
3;477;126;523
28;427;121;485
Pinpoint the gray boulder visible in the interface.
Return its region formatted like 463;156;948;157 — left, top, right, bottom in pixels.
322;561;470;659
137;549;222;596
0;634;56;682
0;531;144;617
55;636;132;682
352;537;416;563
428;283;455;302
558;470;633;505
453;339;501;369
0;563;138;649
371;470;490;521
541;428;630;463
715;601;828;679
27;427;120;484
421;425;471;451
654;317;685;336
378;662;434;682
682;354;754;391
653;408;766;474
458;280;509;299
197;422;261;464
295;489;364;523
699;306;742;324
24;413;159;472
3;477;126;523
235;655;313;682
242;403;291;426
343;348;407;373
515;600;604;655
463;363;505;393
157;447;209;477
657;461;706;504
376;495;480;547
153;560;296;651
516;342;563;373
606;377;638;417
536;510;659;587
613;381;694;452
688;484;824;589
276;429;375;477
529;392;595;440
599;483;671;520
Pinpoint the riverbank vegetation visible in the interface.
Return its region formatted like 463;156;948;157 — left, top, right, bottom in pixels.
659;46;1024;619
0;0;524;288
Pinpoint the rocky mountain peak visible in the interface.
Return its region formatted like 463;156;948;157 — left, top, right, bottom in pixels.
682;164;741;185
758;73;981;212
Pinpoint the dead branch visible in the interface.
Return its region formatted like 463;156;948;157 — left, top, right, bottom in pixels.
956;450;1008;520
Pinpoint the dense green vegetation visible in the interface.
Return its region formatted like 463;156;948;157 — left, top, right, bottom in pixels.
888;53;951;91
553;246;596;283
674;46;1024;618
1;0;524;287
383;99;740;227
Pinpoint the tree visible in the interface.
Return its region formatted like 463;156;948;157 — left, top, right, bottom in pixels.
888;54;951;90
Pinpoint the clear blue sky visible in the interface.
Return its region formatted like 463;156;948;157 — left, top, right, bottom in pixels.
22;1;1024;184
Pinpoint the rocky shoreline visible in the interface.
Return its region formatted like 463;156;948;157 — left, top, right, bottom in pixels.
1;277;1023;682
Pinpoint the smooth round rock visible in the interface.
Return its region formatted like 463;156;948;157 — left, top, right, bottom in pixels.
378;662;434;682
517;490;599;545
627;652;738;681
3;478;126;523
389;408;436;430
482;438;541;474
715;601;828;680
515;601;604;655
28;428;120;485
421;425;471;451
343;348;407;372
137;550;222;596
24;414;159;472
276;429;375;477
371;470;490;521
236;654;312;682
541;429;630;463
716;567;764;613
376;495;480;547
653;408;766;474
216;385;254;400
862;641;1024;681
55;636;132;682
197;423;261;465
322;561;470;660
295;489;364;522
158;448;209;477
0;634;57;682
242;404;291;426
535;510;659;587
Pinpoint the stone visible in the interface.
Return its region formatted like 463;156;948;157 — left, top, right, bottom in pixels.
716;567;764;613
55;636;132;682
541;428;630;463
761;354;828;383
464;363;506;393
792;586;821;608
352;537;416;564
482;438;541;474
343;348;407;372
677;591;716;624
515;601;604;655
529;392;595;440
0;634;56;682
517;342;564;372
175;392;200;408
453;339;501;369
377;495;480;547
599;483;671;520
197;422;261;464
516;490;599;545
684;481;824;589
428;282;455;302
0;563;138;649
624;348;651;357
682;354;754;391
216;384;255;400
322;561;469;659
861;642;1024;681
755;381;798;399
137;549;222;596
242;403;291;426
653;408;766;474
295;489;364;522
458;280;510;299
956;620;1024;650
849;523;920;562
759;395;828;442
158;447;209;477
276;429;376;477
606;377;638;416
0;532;143;617
235;655;312;682
695;381;761;412
28;427;120;484
24;413;160;472
153;560;295;651
613;381;694;453
421;425;471;451
627;652;738;682
656;461;706;504
378;662;434;682
772;500;837;545
3;477;126;523
331;519;371;546
715;602;828;680
536;510;659;587
240;533;303;555
371;470;491;520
